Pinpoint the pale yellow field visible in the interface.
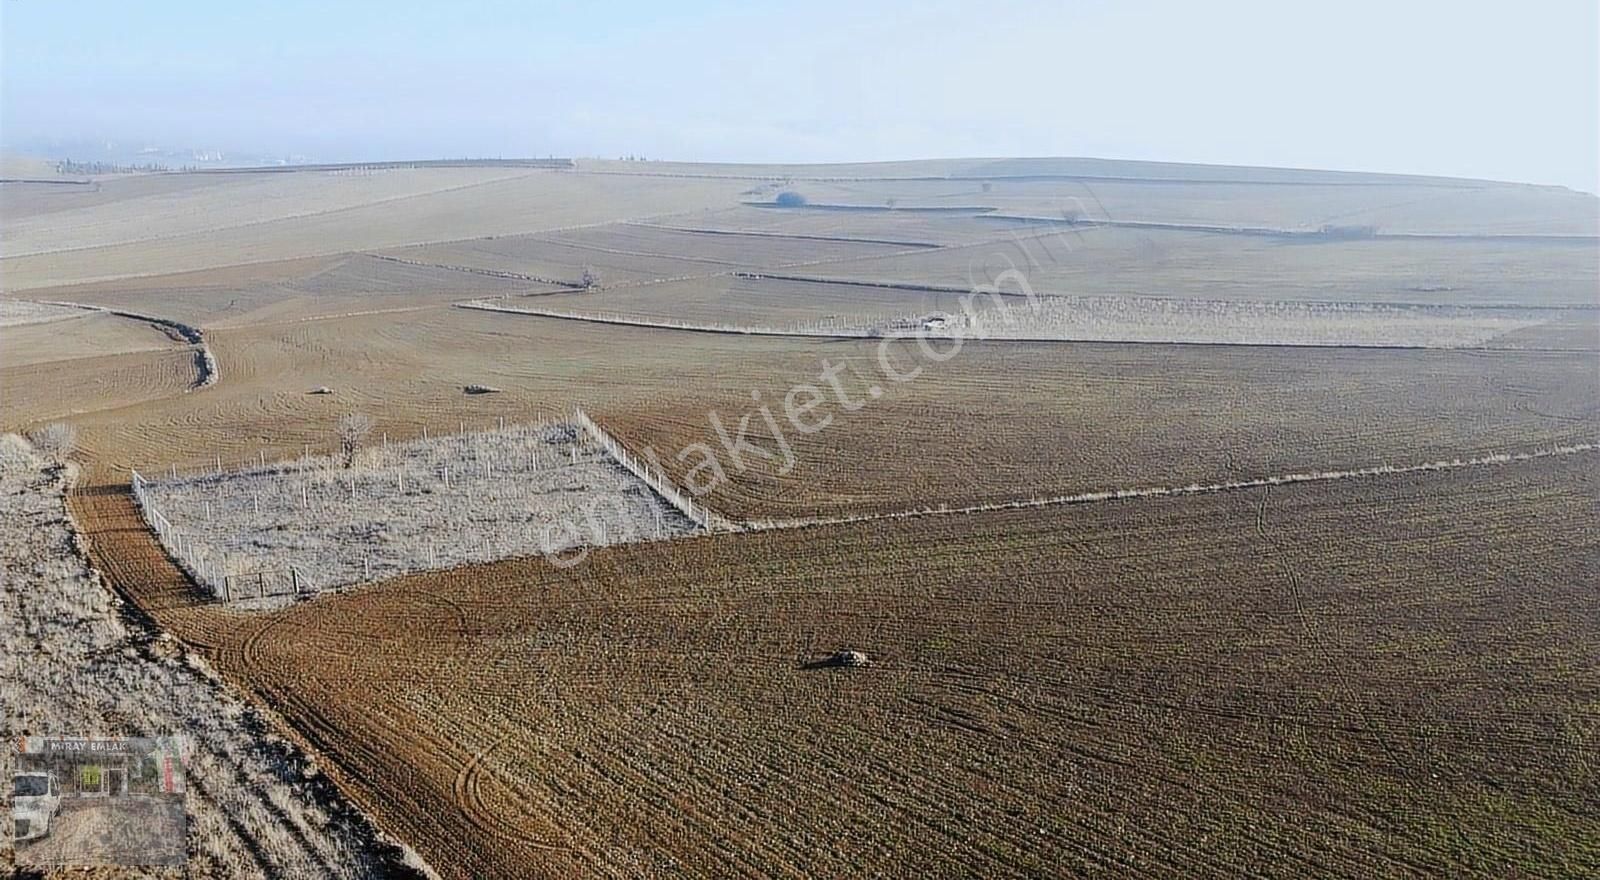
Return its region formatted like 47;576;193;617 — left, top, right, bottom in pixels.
2;170;748;289
801;225;1600;307
27;253;556;328
2;166;532;256
0;310;179;366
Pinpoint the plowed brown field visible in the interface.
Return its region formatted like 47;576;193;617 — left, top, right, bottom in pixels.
76;455;1600;878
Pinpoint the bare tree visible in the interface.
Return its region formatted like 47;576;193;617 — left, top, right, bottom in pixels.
337;413;373;469
27;423;77;463
580;265;602;289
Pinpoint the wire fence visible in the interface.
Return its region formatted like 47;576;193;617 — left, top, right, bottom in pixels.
131;467;308;601
127;412;711;603
573;407;738;532
222;567;309;601
458;300;922;338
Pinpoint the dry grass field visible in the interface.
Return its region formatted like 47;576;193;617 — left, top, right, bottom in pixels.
2;169;746;289
0;299;88;326
537;221;932;264
753;177;1600;235
4;157;1596;877
2;167;530;257
650;206;1021;246
1;309;178;366
7;306;1589;523
19;252;555;328
582;156;1597;234
795;225;1599;308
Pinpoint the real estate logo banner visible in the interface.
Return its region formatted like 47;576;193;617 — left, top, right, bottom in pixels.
12;735;189;867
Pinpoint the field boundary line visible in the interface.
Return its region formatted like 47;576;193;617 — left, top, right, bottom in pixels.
362;252;582;288
571;164;1503;188
452;300;1595;352
728;271;1600;313
572;408;739;532
515;226;944;270
627;221;945;250
371;215;976;298
129;468;229;599
739;443;1600;531
34;299;219;389
977;213;1600;243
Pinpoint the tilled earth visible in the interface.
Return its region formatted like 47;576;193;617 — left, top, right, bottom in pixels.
76;453;1600;878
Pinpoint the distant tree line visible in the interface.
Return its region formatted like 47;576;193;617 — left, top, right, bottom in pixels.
55;159;191;175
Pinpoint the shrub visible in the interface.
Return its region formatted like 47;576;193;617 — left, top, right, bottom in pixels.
336;413;373;469
27;423;77;462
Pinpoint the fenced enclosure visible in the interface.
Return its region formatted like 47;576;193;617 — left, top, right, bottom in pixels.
130;416;705;603
132;468;313;601
573;407;737;531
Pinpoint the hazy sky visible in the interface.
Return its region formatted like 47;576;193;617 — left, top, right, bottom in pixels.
3;1;1597;191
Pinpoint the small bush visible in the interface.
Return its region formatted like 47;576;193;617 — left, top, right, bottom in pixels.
27;423;76;462
336;413;372;469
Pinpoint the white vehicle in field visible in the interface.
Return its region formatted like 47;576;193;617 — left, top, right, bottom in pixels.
12;771;62;841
